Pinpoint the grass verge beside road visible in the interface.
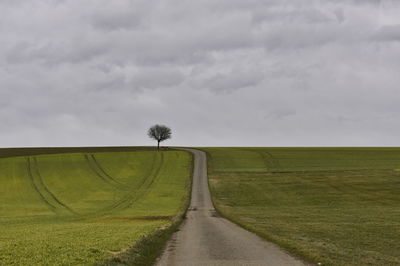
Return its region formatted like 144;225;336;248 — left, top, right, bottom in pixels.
204;148;400;265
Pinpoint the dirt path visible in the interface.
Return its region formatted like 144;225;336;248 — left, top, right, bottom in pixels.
155;148;306;266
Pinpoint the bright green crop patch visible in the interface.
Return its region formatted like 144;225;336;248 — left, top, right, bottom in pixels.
0;149;191;265
204;148;400;266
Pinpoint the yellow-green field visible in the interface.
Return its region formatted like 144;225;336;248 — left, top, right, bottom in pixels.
0;149;191;265
204;148;400;266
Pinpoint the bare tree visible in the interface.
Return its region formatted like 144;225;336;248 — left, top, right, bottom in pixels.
147;124;172;149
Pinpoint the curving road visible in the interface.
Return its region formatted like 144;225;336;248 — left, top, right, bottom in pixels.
156;148;306;266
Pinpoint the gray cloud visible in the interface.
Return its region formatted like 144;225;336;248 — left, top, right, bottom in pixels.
89;11;142;31
1;0;400;147
203;69;264;93
132;68;184;90
373;24;400;42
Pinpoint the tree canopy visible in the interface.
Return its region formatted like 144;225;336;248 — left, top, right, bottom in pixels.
148;124;171;149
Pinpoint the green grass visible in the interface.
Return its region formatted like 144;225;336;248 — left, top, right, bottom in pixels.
203;147;400;266
0;148;191;265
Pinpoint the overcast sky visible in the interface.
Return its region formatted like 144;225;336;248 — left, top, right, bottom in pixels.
1;0;400;147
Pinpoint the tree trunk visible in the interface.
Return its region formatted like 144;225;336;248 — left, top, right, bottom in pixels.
157;140;160;149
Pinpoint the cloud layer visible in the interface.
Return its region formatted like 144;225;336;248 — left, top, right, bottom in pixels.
1;0;400;147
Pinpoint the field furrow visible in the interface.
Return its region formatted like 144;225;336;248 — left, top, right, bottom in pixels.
245;149;282;171
26;157;75;215
98;152;165;215
84;154;126;190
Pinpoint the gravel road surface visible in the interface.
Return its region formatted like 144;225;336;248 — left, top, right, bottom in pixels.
156;148;306;266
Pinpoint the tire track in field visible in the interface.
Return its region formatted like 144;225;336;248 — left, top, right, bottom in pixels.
324;170;396;205
100;152;164;213
284;168;395;207
262;151;282;171
96;152;165;215
26;157;75;214
242;149;281;172
84;154;126;190
112;152;164;211
26;157;57;213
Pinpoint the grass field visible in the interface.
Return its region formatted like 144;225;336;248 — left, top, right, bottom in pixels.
0;148;191;265
204;147;400;266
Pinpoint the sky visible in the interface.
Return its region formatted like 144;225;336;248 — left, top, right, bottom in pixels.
1;0;400;147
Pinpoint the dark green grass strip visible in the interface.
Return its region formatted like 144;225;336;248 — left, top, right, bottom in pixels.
0;146;157;159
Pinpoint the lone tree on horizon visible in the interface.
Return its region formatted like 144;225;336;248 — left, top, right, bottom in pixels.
148;124;171;149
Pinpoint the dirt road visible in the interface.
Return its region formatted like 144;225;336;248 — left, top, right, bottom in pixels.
156;148;306;266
